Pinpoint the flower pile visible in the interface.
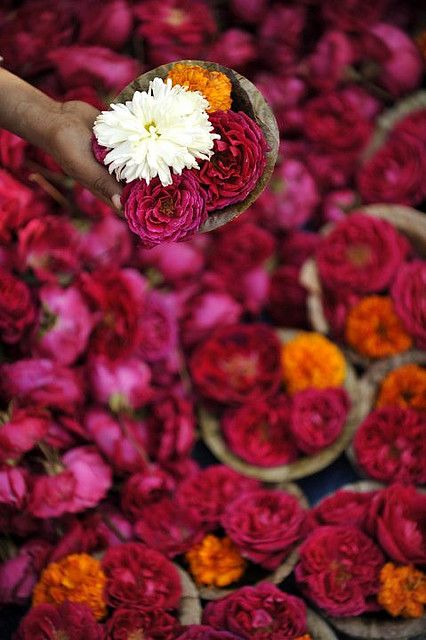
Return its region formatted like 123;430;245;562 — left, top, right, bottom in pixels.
0;0;425;637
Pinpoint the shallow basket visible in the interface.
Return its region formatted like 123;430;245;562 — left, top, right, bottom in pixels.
115;59;279;232
197;482;308;601
199;329;366;483
300;204;426;369
307;608;339;640
177;566;202;624
345;351;426;483
322;481;426;640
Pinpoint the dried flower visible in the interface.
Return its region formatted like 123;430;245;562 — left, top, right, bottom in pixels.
376;364;426;411
345;296;413;358
378;563;426;618
93;78;219;186
186;534;246;587
167;63;232;112
281;332;346;394
32;553;107;620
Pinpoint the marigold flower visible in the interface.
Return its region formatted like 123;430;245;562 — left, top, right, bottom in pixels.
376;364;426;411
295;636;312;640
186;534;246;587
167;63;232;112
281;332;346;394
32;553;107;620
378;563;426;618
345;296;413;358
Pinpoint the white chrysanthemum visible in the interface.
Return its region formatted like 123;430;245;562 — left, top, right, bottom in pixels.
93;77;219;186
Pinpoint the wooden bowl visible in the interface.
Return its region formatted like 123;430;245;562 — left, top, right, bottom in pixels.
197;482;308;601
115;59;279;232
300;204;426;369
199;329;366;483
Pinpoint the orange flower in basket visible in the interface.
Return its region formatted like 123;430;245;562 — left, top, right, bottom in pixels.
376;364;426;411
281;332;346;394
378;563;426;618
186;534;246;587
167;63;232;112
33;553;107;620
345;296;412;359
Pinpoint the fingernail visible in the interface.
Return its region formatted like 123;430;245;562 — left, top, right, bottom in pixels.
111;194;122;210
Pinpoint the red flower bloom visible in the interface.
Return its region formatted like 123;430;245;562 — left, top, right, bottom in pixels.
221;396;298;466
392;260;426;350
354;406;426;484
312;489;376;532
0;405;49;466
198;110;267;211
121;467;176;520
203;584;307;640
0;267;35;344
177;627;239;640
208;222;275;275
106;606;181;640
296;526;384;616
222;489;306;570
0;538;51;605
268;266;309;328
290;388;350;455
122;172;207;248
102;542;181;610
15;601;103;640
190;324;282;405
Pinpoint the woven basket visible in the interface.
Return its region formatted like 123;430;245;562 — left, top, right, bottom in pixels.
307;608;339;640
177;566;202;624
323;481;426;640
115;60;279;233
200;329;366;483
300;204;426;369
197;482;308;601
346;351;426;482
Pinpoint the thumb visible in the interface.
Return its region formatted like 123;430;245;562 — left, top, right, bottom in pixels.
83;162;123;212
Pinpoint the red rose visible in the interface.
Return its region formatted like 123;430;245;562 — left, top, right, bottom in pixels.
279;230;320;268
177;627;239;639
89;355;152;412
106;606;181;640
0;169;39;244
268;266;309;328
203;584;307;640
392;260;426;349
180;288;242;348
208;222;275;276
357;133;426;206
0;130;27;172
122;172;207;248
354;406;426;484
198;111;267;211
367;484;426;565
222;489;306;570
121;467;176;520
0;538;51;605
321;0;389;31
308;31;353;91
295;526;384;616
0;405;49;466
259;5;306;69
77;215;133;270
290;388;350;455
221;396;298;467
102;542;182;610
207;28;257;70
0;468;28;509
316;212;410;294
312;489;376;532
78;0;133;50
134;497;205;557
137;291;177;362
190;324;282;405
0;267;35;344
15;602;103;640
177;466;260;528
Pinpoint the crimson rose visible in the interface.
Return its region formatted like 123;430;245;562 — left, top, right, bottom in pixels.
198;110;268;211
190;324;282;404
203;584;307;640
0;267;35;344
177;626;239;639
102;542;182;610
392;260;426;349
295;525;384;616
312;489;376;532
15;602;103;640
106;606;182;640
222;489;306;570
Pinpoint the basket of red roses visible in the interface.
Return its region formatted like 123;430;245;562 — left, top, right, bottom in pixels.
300;205;426;370
92;60;279;248
346;350;426;486
194;325;365;482
297;482;426;640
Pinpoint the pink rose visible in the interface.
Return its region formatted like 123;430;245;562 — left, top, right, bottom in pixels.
177;466;260;528
0;169;39;244
121;466;176;520
48;45;140;92
0;267;35;344
207;29;257;69
16;602;103;640
392;260;426;349
123;171;207;248
254;73;305;134
290;388;350;455
137;241;204;286
321;0;389;31
0;539;51;605
0;129;27;172
137;291;177;361
259;5;306;68
146;385;195;462
77;214;133;269
31;284;94;365
296;526;384;616
0;405;49;465
312;489;376;531
89;355;152;411
308;30;353;91
231;0;268;24
198;111;267;212
0;468;28;509
222;489;307;570
322;189;358;224
203;584;307;640
78;0;133;50
222;396;298;467
180;288;242;347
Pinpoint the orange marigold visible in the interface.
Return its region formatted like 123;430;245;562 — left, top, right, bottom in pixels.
186;534;246;587
376;364;426;411
295;636;312;640
33;553;107;620
378;563;426;618
281;332;346;394
167;63;232;113
345;296;412;359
